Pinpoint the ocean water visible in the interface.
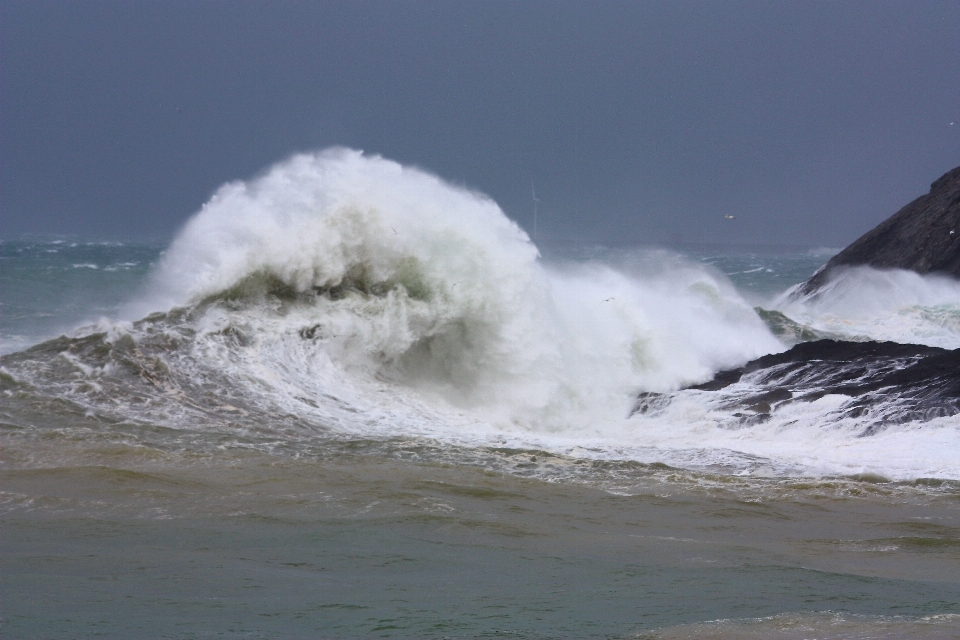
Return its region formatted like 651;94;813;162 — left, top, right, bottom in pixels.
2;149;959;639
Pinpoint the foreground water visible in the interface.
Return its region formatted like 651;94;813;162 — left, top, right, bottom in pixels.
4;442;960;638
2;150;960;638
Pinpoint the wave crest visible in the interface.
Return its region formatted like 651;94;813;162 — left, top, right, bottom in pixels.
127;148;779;429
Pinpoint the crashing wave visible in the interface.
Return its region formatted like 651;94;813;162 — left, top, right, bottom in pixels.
4;148;960;480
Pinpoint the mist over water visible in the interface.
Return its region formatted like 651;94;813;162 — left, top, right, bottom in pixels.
778;266;960;349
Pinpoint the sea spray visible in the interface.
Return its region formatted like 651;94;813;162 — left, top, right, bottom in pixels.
776;265;960;349
130;148;781;434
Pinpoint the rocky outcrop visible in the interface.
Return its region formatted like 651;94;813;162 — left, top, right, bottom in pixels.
633;339;960;435
797;165;960;296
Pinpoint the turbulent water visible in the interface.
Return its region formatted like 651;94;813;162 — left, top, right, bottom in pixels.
3;149;959;638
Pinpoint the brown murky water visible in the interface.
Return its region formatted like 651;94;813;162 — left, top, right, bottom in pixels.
4;435;960;638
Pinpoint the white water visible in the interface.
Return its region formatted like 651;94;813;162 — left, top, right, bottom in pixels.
776;266;960;349
107;148;960;479
140;149;778;428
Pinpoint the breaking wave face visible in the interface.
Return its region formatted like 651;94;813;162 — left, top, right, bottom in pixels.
135;148;779;435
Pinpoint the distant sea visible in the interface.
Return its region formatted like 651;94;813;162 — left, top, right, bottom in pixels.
3;149;959;639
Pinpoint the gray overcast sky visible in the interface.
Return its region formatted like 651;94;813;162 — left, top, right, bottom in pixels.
2;1;958;247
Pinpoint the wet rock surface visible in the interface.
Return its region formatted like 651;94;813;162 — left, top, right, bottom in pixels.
634;340;960;435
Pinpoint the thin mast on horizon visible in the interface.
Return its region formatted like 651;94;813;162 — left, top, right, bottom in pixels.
531;180;539;243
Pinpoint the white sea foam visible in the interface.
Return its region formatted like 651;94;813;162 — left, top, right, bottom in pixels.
621;390;960;480
777;266;960;349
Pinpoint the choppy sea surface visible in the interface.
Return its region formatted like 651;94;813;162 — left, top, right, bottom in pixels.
3;149;959;638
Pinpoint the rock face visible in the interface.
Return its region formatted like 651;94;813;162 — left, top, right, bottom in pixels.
633;339;960;436
797;165;960;296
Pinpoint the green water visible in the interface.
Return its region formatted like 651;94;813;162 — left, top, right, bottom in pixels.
0;240;162;354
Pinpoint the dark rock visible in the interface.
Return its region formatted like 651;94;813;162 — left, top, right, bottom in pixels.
636;340;960;435
797;165;960;296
